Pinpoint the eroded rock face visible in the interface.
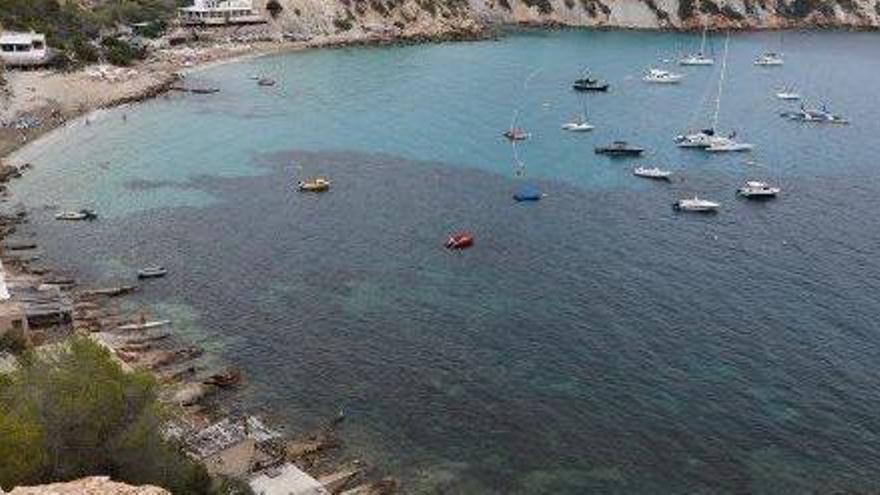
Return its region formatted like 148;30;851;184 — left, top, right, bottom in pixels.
264;0;880;36
7;476;170;495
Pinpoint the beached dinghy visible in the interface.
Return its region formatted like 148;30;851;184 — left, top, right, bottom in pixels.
445;232;474;250
137;266;168;279
55;209;97;221
118;319;172;331
297;178;331;192
633;167;672;180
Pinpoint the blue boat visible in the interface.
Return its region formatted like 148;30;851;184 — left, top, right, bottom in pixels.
513;185;542;202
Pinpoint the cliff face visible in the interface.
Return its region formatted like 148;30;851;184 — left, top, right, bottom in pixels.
262;0;880;38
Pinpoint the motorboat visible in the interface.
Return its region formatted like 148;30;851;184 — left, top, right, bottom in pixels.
445;232;474;250
561;108;594;132
561;121;594;132
257;77;276;86
675;128;715;148
643;68;684;84
781;105;849;124
55;209;98;221
513;185;542;202
673;196;720;213
775;87;801;100
572;76;609;92
118;319;172;331
503;128;531;141
137;266;168;279
633;167;672;180
297;178;331;192
705;135;754;152
737;181;780;198
595;141;645;157
754;52;784;66
190;87;220;94
679;53;714;66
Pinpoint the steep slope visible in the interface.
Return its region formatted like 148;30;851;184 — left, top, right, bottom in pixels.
259;0;880;38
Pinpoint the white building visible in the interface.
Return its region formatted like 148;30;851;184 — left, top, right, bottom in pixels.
0;32;51;67
179;0;265;25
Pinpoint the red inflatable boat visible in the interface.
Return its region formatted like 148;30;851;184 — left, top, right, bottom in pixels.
445;232;474;250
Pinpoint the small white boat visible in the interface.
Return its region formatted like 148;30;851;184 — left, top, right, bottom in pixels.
775;88;801;100
633;167;672;180
754;52;784;66
679;54;714;66
297;178;331;192
738;181;780;198
705;135;754;153
118;319;172;331
561;108;594;132
55;209;97;221
643;68;684;84
137;266;168;279
674;196;720;213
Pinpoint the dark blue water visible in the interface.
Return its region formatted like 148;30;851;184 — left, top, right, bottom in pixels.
10;30;880;493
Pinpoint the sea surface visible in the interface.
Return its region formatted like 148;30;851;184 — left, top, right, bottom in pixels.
10;29;880;493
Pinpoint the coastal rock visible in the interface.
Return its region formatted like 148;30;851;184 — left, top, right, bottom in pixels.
264;0;880;35
7;476;170;495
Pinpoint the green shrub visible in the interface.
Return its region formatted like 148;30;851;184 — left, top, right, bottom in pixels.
0;338;213;493
101;37;146;67
266;0;284;18
523;0;553;14
333;14;355;30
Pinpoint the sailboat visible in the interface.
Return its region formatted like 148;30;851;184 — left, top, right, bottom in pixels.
677;33;753;152
755;32;784;66
679;26;714;66
561;103;594;132
503;109;530;141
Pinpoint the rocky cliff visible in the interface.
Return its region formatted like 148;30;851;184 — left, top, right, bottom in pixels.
258;0;880;40
4;477;170;495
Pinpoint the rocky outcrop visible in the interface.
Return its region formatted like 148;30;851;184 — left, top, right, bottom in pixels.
6;476;170;495
257;0;880;38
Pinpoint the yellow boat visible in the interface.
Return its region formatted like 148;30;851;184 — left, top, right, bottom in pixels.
297;178;331;192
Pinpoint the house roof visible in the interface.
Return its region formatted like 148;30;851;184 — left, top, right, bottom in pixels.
0;31;46;45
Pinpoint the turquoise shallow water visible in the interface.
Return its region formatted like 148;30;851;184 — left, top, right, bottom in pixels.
10;29;880;493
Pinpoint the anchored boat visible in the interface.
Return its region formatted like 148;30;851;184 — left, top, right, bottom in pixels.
297;178;331;192
674;196;720;213
137;266;168;279
643;68;684;84
445;232;474;250
595;141;645;157
55;209;97;221
781;105;849;124
679;26;714;66
572;75;609;92
633;167;672;180
738;181;780;198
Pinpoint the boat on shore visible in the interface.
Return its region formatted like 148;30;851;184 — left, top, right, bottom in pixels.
55;209;97;221
118;319;172;331
595;141;645;157
738;181;780;198
633;167;672;180
137;266;168;279
297;178;331;192
674;196;720;213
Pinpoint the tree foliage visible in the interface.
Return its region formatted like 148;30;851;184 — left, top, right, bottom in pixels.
0;338;213;493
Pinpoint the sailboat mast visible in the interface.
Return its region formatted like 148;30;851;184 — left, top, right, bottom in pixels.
711;32;730;130
700;26;707;54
